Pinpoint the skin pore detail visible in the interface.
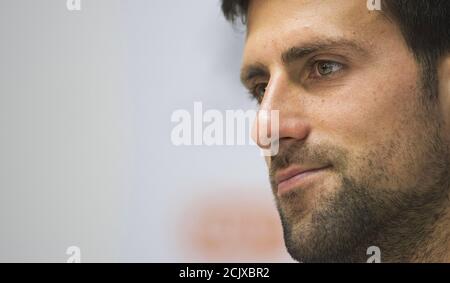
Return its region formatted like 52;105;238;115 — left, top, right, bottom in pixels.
238;0;450;262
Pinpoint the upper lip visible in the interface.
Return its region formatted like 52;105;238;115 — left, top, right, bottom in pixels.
275;165;330;185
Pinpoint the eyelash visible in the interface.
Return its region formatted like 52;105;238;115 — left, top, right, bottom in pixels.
248;60;345;103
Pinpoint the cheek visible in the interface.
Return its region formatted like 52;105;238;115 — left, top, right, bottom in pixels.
314;80;417;150
310;71;427;186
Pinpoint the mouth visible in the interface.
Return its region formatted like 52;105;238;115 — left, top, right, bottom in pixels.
275;165;331;197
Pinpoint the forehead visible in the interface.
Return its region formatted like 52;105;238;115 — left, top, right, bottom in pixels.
243;0;387;66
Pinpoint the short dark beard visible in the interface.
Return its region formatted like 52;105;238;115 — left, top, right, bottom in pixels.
279;171;450;262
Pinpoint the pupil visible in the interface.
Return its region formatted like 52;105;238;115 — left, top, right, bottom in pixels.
320;63;332;74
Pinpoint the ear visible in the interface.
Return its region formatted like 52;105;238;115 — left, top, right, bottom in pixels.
438;55;450;140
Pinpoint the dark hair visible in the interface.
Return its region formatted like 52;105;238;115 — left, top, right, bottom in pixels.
221;0;450;99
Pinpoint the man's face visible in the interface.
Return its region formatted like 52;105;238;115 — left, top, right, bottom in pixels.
242;0;450;262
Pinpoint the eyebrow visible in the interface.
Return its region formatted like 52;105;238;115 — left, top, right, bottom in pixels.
240;39;367;87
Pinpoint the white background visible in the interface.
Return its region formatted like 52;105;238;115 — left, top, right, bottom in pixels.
0;0;293;262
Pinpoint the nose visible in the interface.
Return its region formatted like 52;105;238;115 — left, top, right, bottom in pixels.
251;71;311;150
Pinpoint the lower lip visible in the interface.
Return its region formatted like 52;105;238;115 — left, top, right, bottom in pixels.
277;167;329;197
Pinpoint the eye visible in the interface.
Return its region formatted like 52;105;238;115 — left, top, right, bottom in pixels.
311;61;344;78
250;83;267;103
